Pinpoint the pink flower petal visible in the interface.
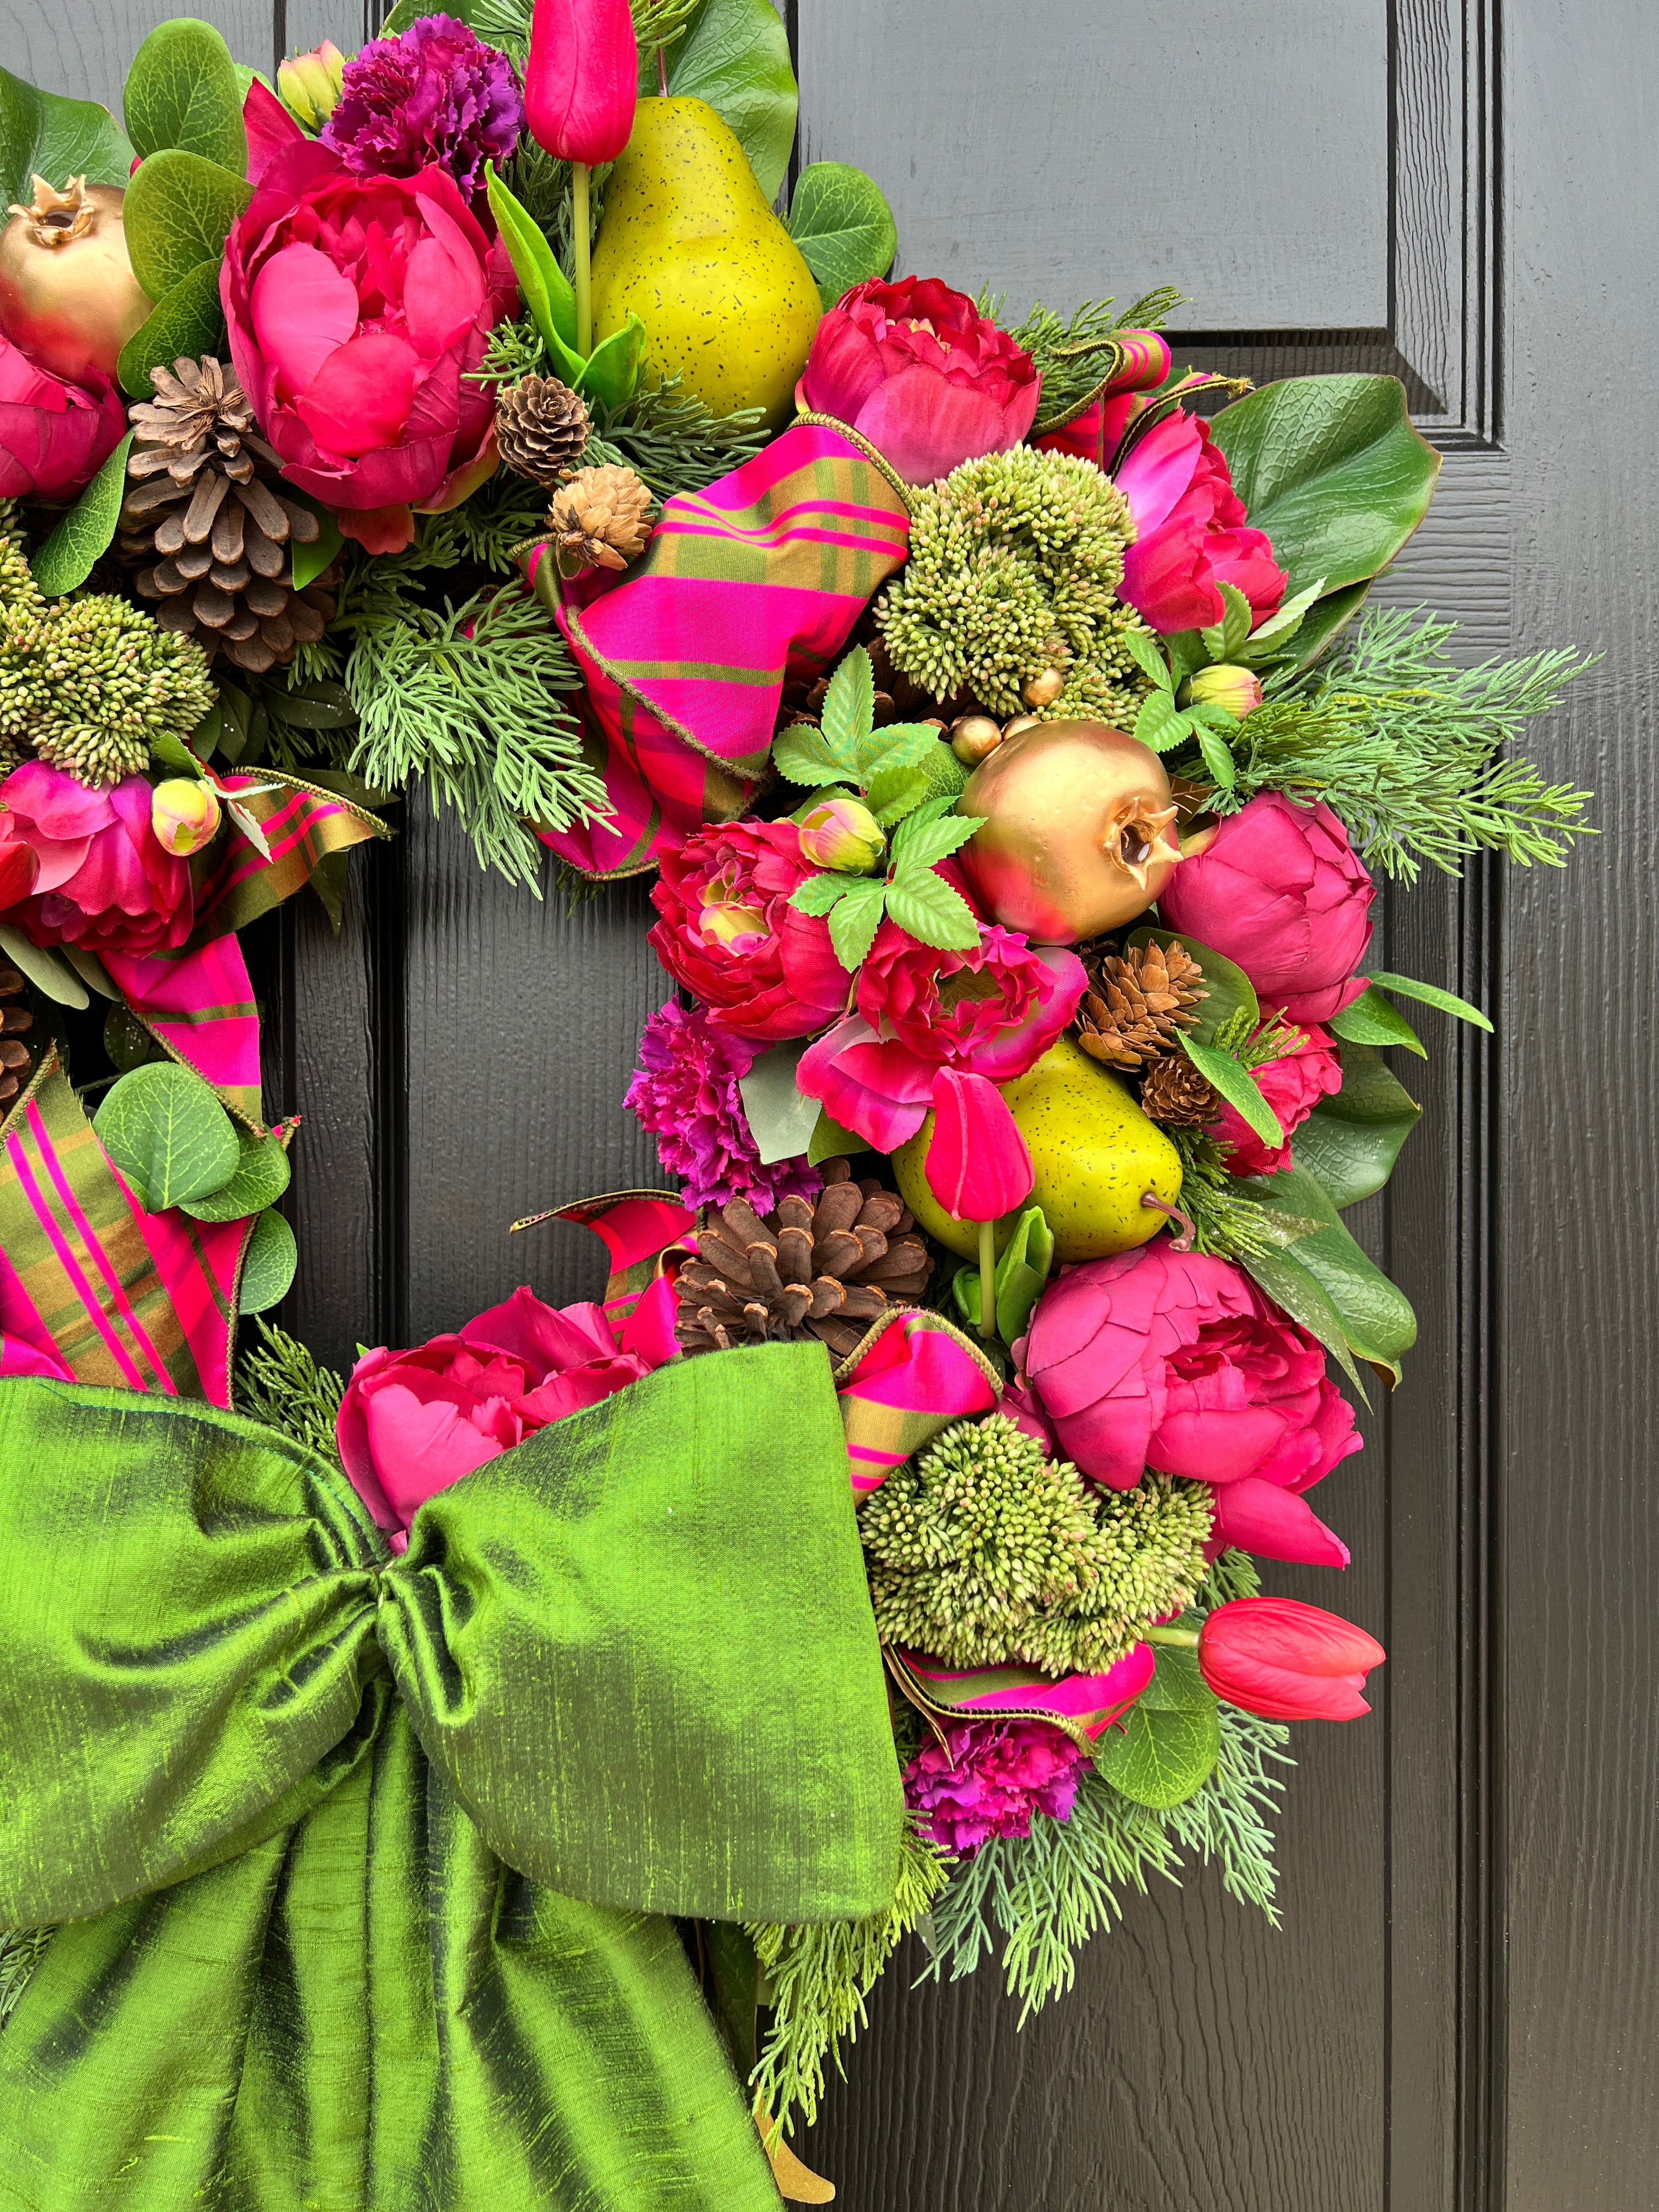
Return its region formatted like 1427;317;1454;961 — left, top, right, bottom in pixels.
296;331;420;454
251;241;361;401
363;1380;506;1528
402;227;485;358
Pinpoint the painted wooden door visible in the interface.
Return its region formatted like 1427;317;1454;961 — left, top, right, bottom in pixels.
10;1;1653;2203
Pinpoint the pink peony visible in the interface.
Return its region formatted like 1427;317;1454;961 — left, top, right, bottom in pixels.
1020;1243;1361;1496
647;817;852;1043
1214;1022;1344;1176
1156;793;1376;1025
624;999;821;1212
0;333;126;500
902;1716;1087;1854
1113;409;1286;635
337;1281;676;1546
221;143;517;550
797;276;1040;486
323;15;523;201
1199;1596;1385;1722
0;763;191;958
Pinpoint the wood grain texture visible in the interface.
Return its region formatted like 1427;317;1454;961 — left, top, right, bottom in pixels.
0;0;274;111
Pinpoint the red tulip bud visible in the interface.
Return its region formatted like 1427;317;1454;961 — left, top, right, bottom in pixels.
525;0;639;166
1197;1595;1385;1722
924;1068;1034;1223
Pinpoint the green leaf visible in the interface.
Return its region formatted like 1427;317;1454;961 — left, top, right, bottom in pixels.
1209;375;1441;601
123;146;252;302
1283;578;1372;668
31;432;133;597
864;763;928;826
884;868;980;950
1138;1635;1213;1713
652;0;799;204
0;923;87;1008
1240;1244;1367;1395
1194;725;1237;792
239;1206;297;1313
1237;574;1326;659
180;1126;292;1221
0;66;133;212
1293;1043;1421;1208
1129;928;1259;1048
149;730;201;772
1122;625;1173;692
820;647;873;771
485;162;580;359
787;870;853;916
736;1040;821;1166
119;259;225;398
263;680;356;729
576;313;646;409
807;1105;864;1166
123;18;246;171
93;1062;240;1212
891;810;980;873
1097;1699;1221;1809
1133;690;1186;753
772;724;848;786
1365;969;1494;1033
1329;982;1426;1058
1178;1032;1282;1147
1200;580;1253;662
856;719;939;785
826;878;888;968
786;161;898;310
291;512;343;593
1235;1160;1417;1386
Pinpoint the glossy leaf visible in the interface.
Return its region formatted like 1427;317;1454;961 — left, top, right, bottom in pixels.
1293;1043;1422;1209
1237;1160;1418;1386
93;1062;239;1212
1282;577;1372;668
650;0;799;204
485;162;581;361
123;18;247;171
1129;927;1260;1048
1097;1697;1220;1808
238;1205;297;1312
119;259;225;398
576;313;646;408
1366;968;1494;1032
1178;1032;1282;1146
180;1126;292;1222
123;147;252;303
1330;981;1427;1058
0;924;87;1009
31;433;133;597
1239;1243;1366;1396
1209;375;1441;600
736;1039;821;1167
1138;1634;1212;1714
0;66;133;212
786;161;898;310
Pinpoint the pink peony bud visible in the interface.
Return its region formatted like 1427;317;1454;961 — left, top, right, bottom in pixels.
1198;1595;1385;1721
798;795;885;874
150;778;222;857
924;1066;1035;1223
278;40;345;131
524;0;637;167
1187;663;1263;718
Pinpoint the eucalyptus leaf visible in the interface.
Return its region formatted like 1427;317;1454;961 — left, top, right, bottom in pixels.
736;1039;821;1166
1097;1698;1220;1809
1178;1033;1282;1146
119;259;225;398
93;1061;240;1212
123;17;247;172
0;67;133;212
786;161;897;309
1365;968;1494;1033
263;680;356;730
1137;1635;1213;1713
31;433;133;597
1293;1043;1421;1208
650;0;799;204
1329;982;1427;1058
0;925;87;1008
180;1126;292;1221
238;1205;297;1312
122;146;251;303
1235;1160;1417;1386
1129;927;1259;1047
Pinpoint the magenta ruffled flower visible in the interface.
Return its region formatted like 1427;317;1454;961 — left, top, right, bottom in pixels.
322;15;523;200
625;1000;822;1212
904;1717;1087;1854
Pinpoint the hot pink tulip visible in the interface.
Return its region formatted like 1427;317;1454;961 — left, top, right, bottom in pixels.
925;1068;1034;1221
0;762;191;958
1113;408;1286;635
1198;1596;1385;1720
524;0;637;166
0;332;126;500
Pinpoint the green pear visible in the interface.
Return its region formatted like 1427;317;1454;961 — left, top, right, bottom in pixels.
893;1037;1184;1264
591;97;822;425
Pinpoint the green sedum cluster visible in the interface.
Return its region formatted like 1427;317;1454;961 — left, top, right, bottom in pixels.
859;1413;1212;1673
0;531;215;787
875;447;1153;723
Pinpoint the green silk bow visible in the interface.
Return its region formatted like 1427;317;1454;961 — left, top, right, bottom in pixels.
0;1344;903;2209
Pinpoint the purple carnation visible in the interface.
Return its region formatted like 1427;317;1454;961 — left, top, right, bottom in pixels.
322;15;522;200
625;1001;823;1214
903;1718;1087;1855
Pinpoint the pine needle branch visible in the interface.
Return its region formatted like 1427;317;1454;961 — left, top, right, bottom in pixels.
1009;290;1189;433
235;1319;346;1464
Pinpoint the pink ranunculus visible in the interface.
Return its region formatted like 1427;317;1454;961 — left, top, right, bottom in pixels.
0;332;126;500
1113;408;1286;635
1157;793;1376;1025
0;762;191;958
1213;1022;1344;1176
1198;1595;1385;1722
797;275;1041;486
647;816;852;1043
221;142;517;549
337;1281;675;1545
902;1716;1088;1854
1020;1243;1362;1495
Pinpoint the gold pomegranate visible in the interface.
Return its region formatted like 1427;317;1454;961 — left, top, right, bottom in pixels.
0;176;151;385
957;720;1183;944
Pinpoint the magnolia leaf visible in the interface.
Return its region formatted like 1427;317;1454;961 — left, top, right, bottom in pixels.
1330;982;1427;1058
1097;1699;1220;1809
31;433;134;597
1236;1160;1417;1386
485;162;580;358
1365;968;1494;1033
820;648;874;771
864;763;929;826
119;259;225;398
124;146;251;301
788;871;854;916
0;68;131;213
1128;927;1260;1048
1293;1043;1421;1208
238;1205;297;1312
1178;1032;1282;1146
826;878;888;969
1283;578;1373;668
807;1104;864;1166
93;1061;240;1212
786;160;898;309
736;1040;821;1167
653;0;799;204
884;867;980;950
1124;625;1174;692
1133;689;1186;753
181;1125;292;1222
291;511;343;592
263;679;356;729
0;924;87;1008
773;723;848;786
60;947;120;1001
1194;726;1237;792
1241;1244;1368;1395
124;16;247;169
577;313;646;409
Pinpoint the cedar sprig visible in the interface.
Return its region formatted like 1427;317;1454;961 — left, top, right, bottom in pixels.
1005;288;1187;435
234;1319;346;1464
1163;1126;1277;1260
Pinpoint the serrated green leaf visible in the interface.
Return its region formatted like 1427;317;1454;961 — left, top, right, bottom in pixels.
239;1205;297;1312
883;868;981;950
821;647;873;771
651;0;799;204
0;924;87;1008
1239;575;1326;657
773;723;848;786
1123;626;1173;691
1218;580;1254;659
736;1040;821;1166
1178;1032;1282;1146
291;511;343;593
787;871;854;916
1329;983;1427;1058
93;1061;239;1212
864;763;928;826
180;1126;291;1221
123;146;251;302
1293;1042;1421;1208
148;731;201;771
786;160;898;310
0;66;132;215
826;878;888;968
485;161;580;359
891;811;980;873
1365;969;1494;1033
1098;1699;1221;1808
577;312;645;409
119;259;225;398
1235;1160;1417;1386
1194;726;1237;792
31;432;133;597
1133;690;1186;753
856;719;939;783
124;19;246;170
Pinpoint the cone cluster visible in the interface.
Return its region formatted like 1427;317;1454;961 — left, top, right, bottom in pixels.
547;464;653;577
494;374;591;488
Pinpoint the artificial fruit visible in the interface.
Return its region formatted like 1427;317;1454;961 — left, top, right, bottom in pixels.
0;176;149;386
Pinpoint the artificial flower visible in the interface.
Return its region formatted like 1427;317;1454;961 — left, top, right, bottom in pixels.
1198;1595;1385;1721
902;1716;1087;1854
244;75;308;183
0;762;191;959
1156;792;1376;1024
0;332;126;500
1186;663;1264;717
1205;1475;1350;1570
523;0;638;166
924;1067;1034;1221
322;16;524;200
1113;409;1286;635
149;778;222;859
1032;329;1172;469
1212;1022;1343;1176
624;999;821;1212
797;275;1041;486
278;39;346;130
797;794;885;873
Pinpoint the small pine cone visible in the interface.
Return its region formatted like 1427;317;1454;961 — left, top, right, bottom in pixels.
675;1158;933;1363
548;464;653;577
0;963;38;1122
494;375;591;488
1139;1053;1219;1127
1075;938;1208;1071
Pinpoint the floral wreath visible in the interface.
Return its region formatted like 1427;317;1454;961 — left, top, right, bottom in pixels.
0;3;1594;2206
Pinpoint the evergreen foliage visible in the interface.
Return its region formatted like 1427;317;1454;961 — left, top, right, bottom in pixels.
1007;287;1186;434
234;1320;346;1464
1164;1126;1277;1260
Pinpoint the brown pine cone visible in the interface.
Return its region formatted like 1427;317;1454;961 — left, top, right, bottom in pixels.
1139;1053;1220;1126
675;1159;933;1362
548;464;653;577
0;963;38;1121
119;356;332;676
495;374;591;488
1076;938;1208;1071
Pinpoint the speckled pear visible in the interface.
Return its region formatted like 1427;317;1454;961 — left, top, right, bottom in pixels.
590;97;822;424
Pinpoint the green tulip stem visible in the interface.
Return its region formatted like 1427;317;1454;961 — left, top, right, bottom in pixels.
573;162;592;358
977;1218;997;1342
1144;1624;1201;1650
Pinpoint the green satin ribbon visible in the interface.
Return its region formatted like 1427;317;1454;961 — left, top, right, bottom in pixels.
0;1344;903;2209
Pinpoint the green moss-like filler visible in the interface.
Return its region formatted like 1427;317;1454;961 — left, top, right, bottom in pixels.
875;447;1153;722
859;1413;1212;1673
0;532;216;787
